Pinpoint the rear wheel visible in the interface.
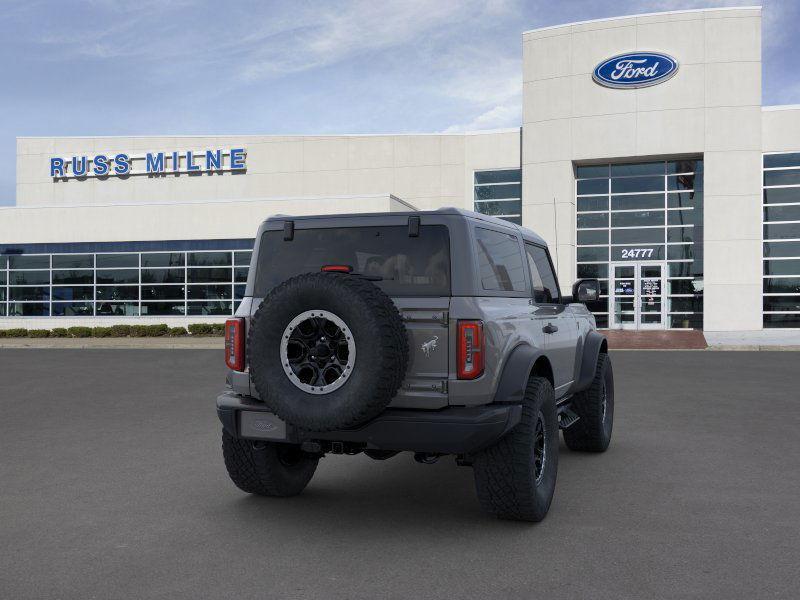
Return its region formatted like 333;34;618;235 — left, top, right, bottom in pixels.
222;430;318;497
472;376;559;522
563;353;614;452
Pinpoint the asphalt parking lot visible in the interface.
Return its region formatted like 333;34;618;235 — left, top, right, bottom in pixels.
1;350;798;599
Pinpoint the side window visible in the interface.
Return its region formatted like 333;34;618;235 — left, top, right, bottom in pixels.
525;243;561;304
474;227;527;292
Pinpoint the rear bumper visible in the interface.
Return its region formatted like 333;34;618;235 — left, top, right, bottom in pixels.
216;391;521;455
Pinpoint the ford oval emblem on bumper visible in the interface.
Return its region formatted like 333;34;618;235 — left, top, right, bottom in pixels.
593;52;679;89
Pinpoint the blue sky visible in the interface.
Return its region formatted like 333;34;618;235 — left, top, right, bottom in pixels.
1;0;798;206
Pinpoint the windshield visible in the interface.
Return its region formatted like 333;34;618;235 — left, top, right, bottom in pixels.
254;225;450;297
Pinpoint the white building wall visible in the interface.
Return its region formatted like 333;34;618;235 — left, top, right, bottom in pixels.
522;6;763;331
16;131;521;214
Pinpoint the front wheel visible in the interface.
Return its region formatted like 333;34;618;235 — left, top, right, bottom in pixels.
472;376;559;522
222;430;318;497
563;353;614;452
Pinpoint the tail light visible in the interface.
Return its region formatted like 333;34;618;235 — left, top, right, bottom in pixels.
321;265;352;273
457;320;484;380
225;318;245;371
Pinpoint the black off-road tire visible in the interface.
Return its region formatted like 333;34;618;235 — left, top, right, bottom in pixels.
563;353;614;452
222;430;318;497
248;272;409;432
472;377;559;522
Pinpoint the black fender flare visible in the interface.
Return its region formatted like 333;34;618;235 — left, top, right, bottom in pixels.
492;343;547;404
572;331;608;393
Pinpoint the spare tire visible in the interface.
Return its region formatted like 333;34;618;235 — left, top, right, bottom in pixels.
248;272;409;431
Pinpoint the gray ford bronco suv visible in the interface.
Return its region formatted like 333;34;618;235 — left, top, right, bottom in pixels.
217;208;613;521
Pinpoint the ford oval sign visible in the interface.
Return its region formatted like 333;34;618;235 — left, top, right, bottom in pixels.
593;52;678;89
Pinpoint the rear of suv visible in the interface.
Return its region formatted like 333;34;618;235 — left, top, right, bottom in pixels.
217;208;613;521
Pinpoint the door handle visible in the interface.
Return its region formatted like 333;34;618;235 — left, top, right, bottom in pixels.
542;323;558;334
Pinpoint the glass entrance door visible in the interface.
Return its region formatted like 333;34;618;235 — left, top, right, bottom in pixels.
610;262;666;330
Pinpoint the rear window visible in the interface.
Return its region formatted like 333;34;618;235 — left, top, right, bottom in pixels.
255;225;450;297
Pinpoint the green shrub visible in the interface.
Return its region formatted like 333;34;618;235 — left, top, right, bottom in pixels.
188;323;214;336
50;328;69;338
5;328;28;338
0;330;6;338
168;326;188;337
109;324;132;337
146;324;169;337
28;329;51;338
130;325;149;337
92;327;113;338
67;326;92;338
211;323;226;335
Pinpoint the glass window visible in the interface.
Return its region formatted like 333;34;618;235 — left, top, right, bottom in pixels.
764;153;800;168
764;223;800;240
611;176;663;194
763;296;800;312
187;284;232;300
474;200;522;217
234;267;249;283
667;174;700;191
763;187;800;204
577;246;609;262
525;244;560;303
611;210;664;228
611;162;664;177
141;253;185;268
611;194;664;211
9;271;50;285
474;169;521;185
667;245;694;261
474;184;521;200
611;228;664;245
577;264;608;278
667;160;702;174
764;314;800;327
52;254;93;269
474;228;527;292
577;197;608;212
668;191;702;209
52;286;94;301
187;268;232;283
668;262;695;277
577;213;608;229
96;302;138;316
669;314;703;329
764;205;800;222
576;179;607;195
141;285;185;300
669;297;703;312
96;254;138;268
52;302;94;317
0;272;5;286
234;284;247;300
234;251;252;266
667;209;699;226
141;302;186;316
96;269;138;284
9;255;49;269
763;278;800;294
0;255;6;269
188;251;232;266
52;270;93;284
763;241;800;258
187;301;233;315
96;286;139;301
0;304;5;316
577;230;608;245
667;227;695;243
10;287;49;301
255;225;451;297
142;268;185;284
764;170;800;187
8;302;49;316
576;165;608;178
764;259;800;276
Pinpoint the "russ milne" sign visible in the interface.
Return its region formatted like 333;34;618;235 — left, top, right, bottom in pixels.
50;148;247;179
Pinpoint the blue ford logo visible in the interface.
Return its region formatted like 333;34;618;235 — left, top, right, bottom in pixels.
593;52;678;89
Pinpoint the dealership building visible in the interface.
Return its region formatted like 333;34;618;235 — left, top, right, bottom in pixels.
2;6;800;335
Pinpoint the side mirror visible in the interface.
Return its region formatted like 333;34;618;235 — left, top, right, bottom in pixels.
572;278;600;303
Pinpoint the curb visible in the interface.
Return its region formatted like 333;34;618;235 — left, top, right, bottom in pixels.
0;338;224;349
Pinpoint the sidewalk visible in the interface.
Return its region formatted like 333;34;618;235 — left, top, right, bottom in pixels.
0;337;224;349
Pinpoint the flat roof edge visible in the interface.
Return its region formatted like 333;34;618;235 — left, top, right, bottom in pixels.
522;5;762;36
763;104;800;112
